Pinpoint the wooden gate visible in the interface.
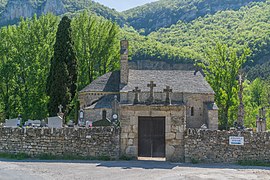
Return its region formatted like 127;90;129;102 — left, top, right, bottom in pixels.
138;117;165;157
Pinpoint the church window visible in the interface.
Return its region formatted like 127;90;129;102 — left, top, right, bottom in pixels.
191;107;194;116
102;110;107;120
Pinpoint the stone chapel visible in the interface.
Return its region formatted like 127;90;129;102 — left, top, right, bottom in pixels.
79;40;218;161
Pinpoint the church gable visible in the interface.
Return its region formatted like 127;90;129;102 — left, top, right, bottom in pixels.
80;71;120;93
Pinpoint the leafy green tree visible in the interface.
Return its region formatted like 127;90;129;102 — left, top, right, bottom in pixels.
0;14;58;121
243;78;269;128
0;26;18;120
72;11;120;90
199;43;250;130
47;16;77;117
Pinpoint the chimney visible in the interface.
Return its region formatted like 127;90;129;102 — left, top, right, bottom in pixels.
120;39;129;86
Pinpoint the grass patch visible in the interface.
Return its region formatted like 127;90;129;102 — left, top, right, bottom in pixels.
37;154;112;161
0;152;30;160
0;152;113;161
238;160;270;167
191;158;200;164
119;155;133;161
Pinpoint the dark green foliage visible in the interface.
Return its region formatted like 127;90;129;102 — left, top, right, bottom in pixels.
149;1;270;78
0;152;30;160
37;153;111;161
191;158;200;164
247;61;270;80
120;26;195;63
119;155;133;161
46;16;77;116
124;0;265;35
0;152;112;161
238;160;270;167
243;78;270;129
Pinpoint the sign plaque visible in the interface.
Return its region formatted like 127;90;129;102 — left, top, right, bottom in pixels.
229;136;244;145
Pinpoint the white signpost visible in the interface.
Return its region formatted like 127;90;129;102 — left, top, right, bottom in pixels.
229;136;244;145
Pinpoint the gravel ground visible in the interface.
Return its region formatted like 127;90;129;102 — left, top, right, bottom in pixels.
0;160;270;180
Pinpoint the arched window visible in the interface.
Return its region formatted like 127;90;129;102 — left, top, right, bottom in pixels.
191;107;194;116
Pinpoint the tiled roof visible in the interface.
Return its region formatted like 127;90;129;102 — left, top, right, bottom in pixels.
121;70;214;94
80;69;214;94
80;71;120;93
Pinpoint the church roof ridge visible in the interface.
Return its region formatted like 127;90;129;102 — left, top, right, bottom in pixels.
121;69;214;94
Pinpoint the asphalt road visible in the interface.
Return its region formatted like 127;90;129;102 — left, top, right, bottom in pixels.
0;160;270;180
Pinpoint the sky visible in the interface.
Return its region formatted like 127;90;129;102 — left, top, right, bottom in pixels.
92;0;159;12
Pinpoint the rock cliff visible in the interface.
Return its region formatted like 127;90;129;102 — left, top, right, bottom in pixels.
0;0;66;26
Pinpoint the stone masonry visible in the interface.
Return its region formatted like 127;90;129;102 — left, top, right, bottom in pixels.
0;127;120;159
120;104;186;162
1;127;270;163
185;129;270;163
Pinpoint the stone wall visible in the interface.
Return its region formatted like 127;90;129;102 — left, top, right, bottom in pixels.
0;127;120;159
84;108;112;122
2;126;270;163
184;93;215;129
185;129;270;163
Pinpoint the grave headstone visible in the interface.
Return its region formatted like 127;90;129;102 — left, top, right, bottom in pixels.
57;104;64;120
41;120;46;127
25;120;34;126
25;120;41;127
32;120;41;127
86;120;92;128
67;120;74;127
78;119;85;127
5;119;19;128
48;116;63;128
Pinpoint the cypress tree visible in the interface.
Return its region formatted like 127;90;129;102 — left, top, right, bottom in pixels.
46;16;77;117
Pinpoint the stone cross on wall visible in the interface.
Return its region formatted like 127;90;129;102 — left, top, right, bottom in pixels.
58;104;63;113
257;107;267;132
237;73;244;128
133;87;141;104
259;107;266;119
147;81;156;104
163;86;172;105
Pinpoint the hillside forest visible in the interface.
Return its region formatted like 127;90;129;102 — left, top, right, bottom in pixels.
0;0;269;130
